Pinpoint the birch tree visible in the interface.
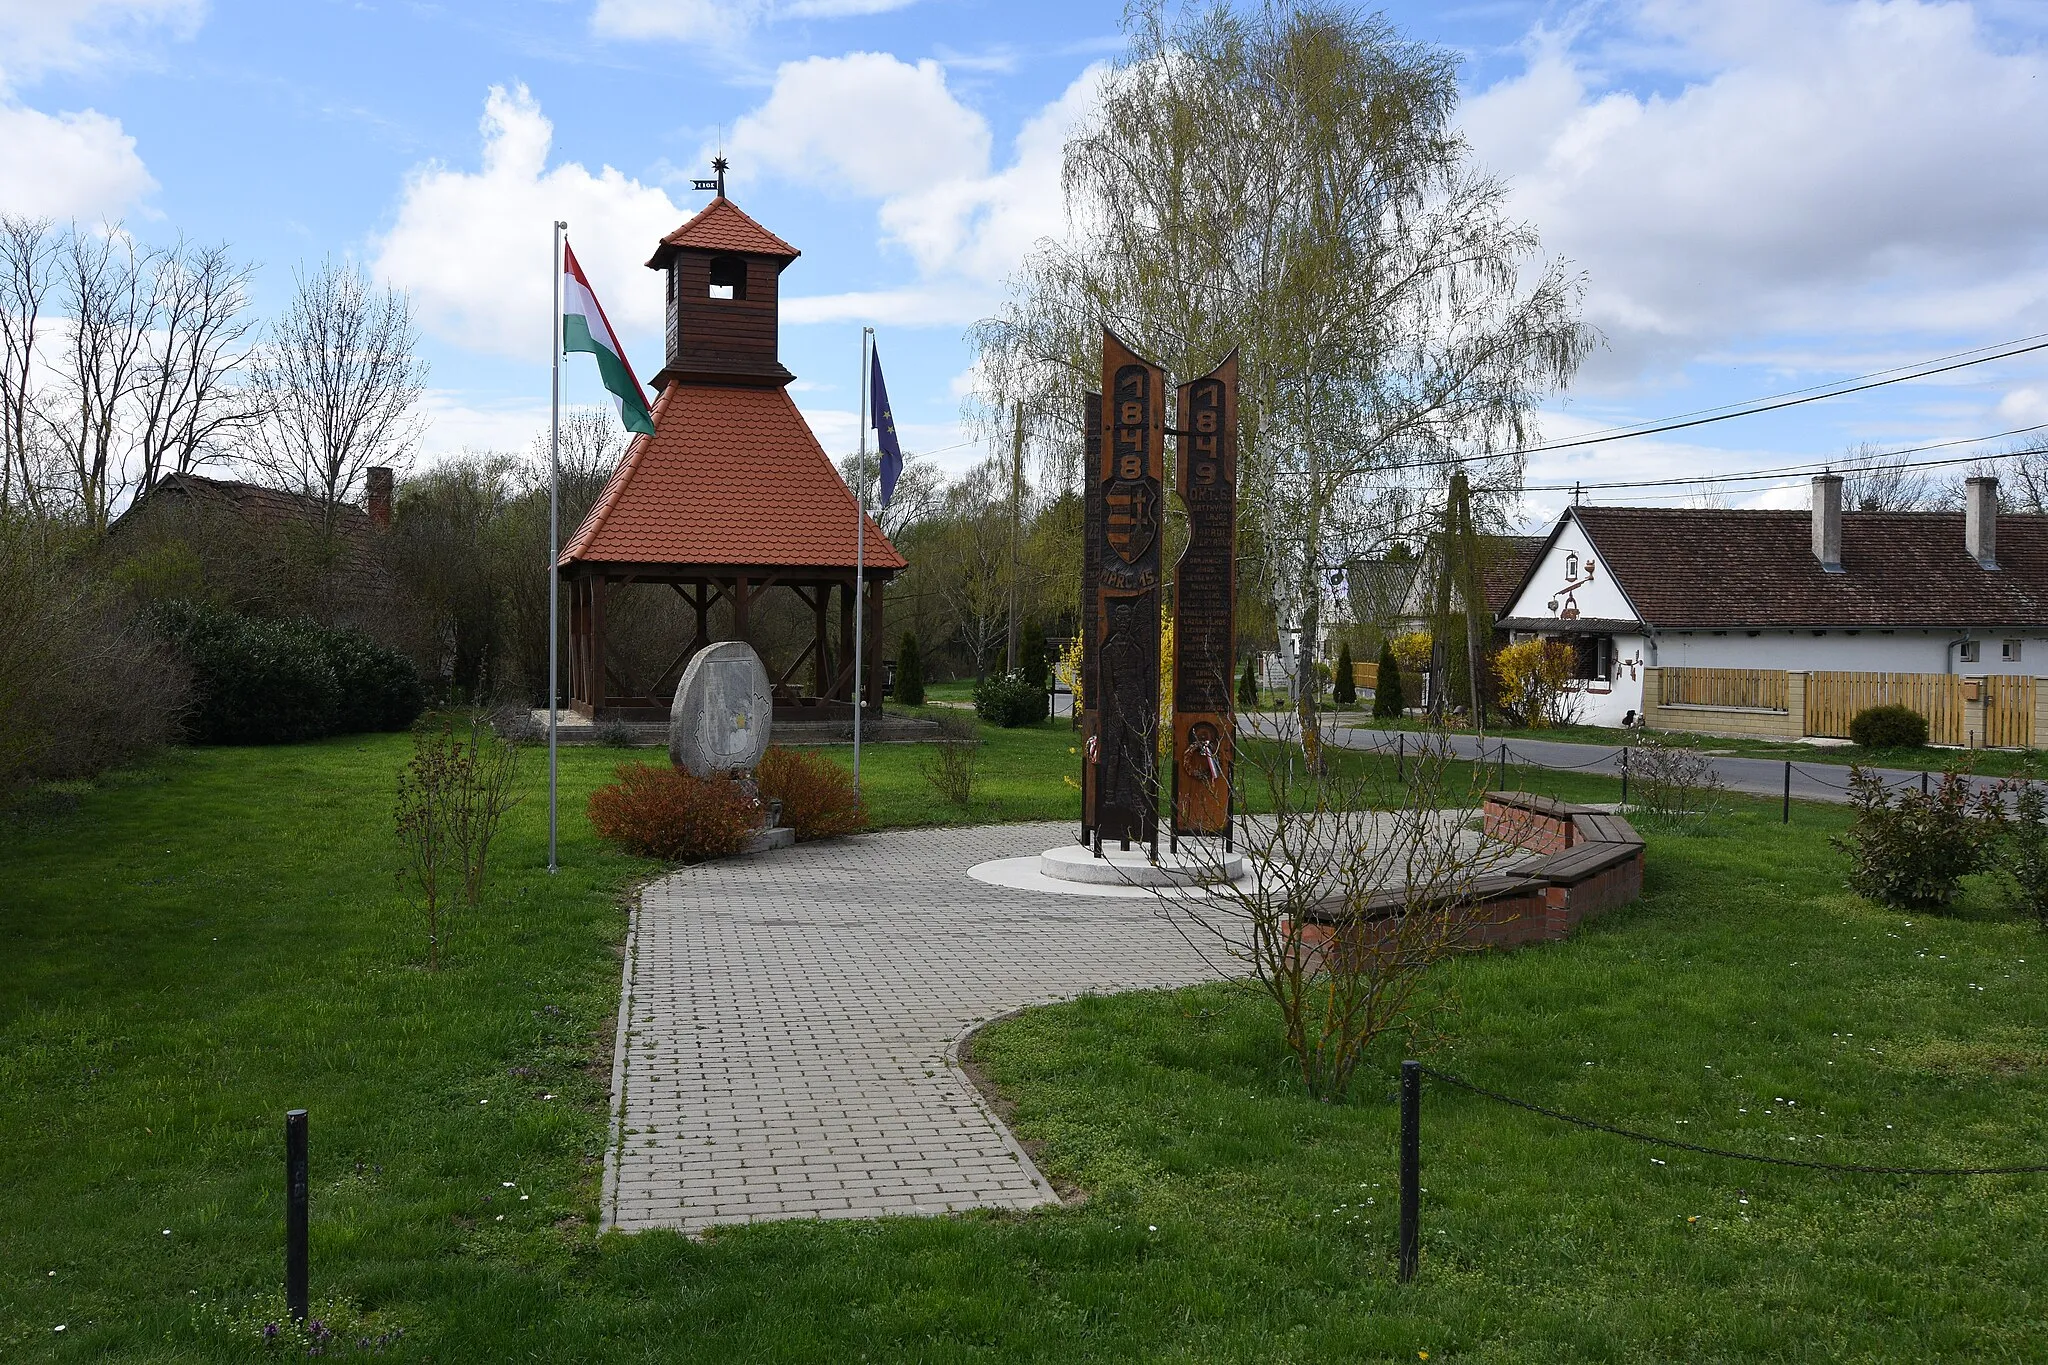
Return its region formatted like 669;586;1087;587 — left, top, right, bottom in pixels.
971;0;1593;748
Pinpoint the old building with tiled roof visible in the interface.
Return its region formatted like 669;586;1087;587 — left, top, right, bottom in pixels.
102;469;399;631
558;195;903;722
1496;475;2048;740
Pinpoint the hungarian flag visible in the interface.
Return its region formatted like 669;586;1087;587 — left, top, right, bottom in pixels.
562;243;654;437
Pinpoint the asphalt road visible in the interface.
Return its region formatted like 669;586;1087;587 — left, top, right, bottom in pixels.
1328;725;2014;806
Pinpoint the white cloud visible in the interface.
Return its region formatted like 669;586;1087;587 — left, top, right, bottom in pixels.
0;0;194;220
729;53;990;198
781;285;993;327
373;85;685;362
0;0;202;86
590;0;914;46
416;390;551;460
732;56;1103;327
0;102;154;217
1462;0;2048;375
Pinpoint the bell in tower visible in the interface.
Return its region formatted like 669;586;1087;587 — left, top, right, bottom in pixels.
645;162;801;391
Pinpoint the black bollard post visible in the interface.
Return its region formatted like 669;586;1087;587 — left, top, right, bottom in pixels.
1620;746;1630;805
1921;770;1930;797
1399;1060;1421;1282
285;1109;309;1323
1497;741;1508;791
1396;732;1405;783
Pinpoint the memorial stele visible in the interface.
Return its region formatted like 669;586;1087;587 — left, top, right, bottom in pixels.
670;640;775;778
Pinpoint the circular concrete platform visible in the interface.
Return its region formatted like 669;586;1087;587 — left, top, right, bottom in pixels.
1039;841;1246;887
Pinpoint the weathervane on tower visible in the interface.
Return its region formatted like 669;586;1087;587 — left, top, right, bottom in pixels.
691;156;729;198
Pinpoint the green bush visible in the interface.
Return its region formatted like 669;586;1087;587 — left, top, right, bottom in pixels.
1985;772;2048;927
1332;642;1357;705
894;630;925;706
1834;765;1991;910
324;625;427;733
1849;703;1929;749
974;669;1048;727
151;601;422;745
1372;640;1404;719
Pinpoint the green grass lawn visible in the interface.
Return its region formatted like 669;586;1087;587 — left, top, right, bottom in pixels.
5;728;2046;1360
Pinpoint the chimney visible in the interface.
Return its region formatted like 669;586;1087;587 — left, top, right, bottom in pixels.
1965;475;1999;570
1811;473;1843;573
367;466;394;531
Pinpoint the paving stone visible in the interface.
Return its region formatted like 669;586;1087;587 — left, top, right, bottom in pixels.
604;822;1224;1234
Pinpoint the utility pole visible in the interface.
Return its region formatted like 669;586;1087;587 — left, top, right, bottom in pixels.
1006;398;1024;672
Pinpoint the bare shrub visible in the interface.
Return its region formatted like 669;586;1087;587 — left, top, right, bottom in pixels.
1164;721;1517;1101
919;713;980;807
450;715;522;910
1626;735;1725;827
0;516;190;797
586;762;758;862
755;745;867;840
394;728;458;970
393;718;524;969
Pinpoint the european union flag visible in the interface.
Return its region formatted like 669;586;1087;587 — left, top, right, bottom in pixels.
869;343;903;507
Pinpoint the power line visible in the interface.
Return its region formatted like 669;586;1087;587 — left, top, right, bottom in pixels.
1361;332;2048;479
1516;421;2048;493
1521;330;2048;446
1508;335;2048;459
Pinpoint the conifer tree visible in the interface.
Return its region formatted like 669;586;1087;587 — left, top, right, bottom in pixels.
1372;640;1404;719
1332;641;1357;705
895;630;925;706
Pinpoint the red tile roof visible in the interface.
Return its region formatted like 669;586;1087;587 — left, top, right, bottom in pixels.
648;197;800;263
1503;506;2048;629
559;383;905;572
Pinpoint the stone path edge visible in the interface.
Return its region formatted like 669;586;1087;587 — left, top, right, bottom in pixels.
600;884;644;1232
942;1007;1064;1212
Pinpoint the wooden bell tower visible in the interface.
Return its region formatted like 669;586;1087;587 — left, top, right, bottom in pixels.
644;163;798;391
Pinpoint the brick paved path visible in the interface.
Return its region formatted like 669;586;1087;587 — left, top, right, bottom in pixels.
603;822;1227;1234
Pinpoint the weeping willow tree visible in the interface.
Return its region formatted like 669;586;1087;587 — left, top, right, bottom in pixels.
970;0;1594;749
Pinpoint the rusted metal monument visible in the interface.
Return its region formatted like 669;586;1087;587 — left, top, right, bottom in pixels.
557;194;902;722
1080;331;1238;858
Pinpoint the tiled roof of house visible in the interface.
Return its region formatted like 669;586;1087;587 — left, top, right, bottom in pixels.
1557;506;2048;629
559;382;905;572
1480;535;1544;615
647;197;800;264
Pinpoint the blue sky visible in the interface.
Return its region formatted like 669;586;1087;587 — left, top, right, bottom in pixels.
6;0;2047;527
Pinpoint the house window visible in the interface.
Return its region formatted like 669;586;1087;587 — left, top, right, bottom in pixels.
708;255;747;300
2004;640;2022;662
1959;641;1981;664
1570;635;1611;681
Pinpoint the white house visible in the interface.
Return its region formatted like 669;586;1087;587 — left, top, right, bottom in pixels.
1496;475;2048;732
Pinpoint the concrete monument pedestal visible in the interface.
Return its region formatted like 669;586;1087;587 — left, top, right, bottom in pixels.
1038;842;1245;887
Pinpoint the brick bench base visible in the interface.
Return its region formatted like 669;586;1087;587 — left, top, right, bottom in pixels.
1292;792;1645;962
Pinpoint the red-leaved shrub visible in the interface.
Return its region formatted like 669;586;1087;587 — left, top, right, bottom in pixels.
586;763;759;861
755;745;868;840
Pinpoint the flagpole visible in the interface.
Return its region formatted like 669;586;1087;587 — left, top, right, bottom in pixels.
853;326;872;792
548;220;565;874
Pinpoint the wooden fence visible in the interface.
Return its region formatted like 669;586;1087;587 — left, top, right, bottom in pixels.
1806;672;1966;746
1657;667;1789;712
1984;676;2037;749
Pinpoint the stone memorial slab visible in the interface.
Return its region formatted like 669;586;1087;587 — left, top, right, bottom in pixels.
670;641;774;777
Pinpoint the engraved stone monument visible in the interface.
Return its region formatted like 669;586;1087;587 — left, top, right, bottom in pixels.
669;641;792;852
670;641;775;777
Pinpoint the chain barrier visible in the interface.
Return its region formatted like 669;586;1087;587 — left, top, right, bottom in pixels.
1416;1064;2048;1176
